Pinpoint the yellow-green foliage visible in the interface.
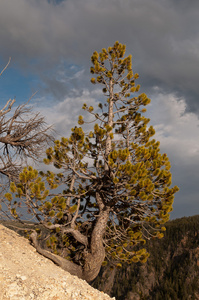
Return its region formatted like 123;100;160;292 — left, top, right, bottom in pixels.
5;193;12;201
4;41;179;272
68;204;78;213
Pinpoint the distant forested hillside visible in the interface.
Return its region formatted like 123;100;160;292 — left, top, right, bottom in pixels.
92;215;199;300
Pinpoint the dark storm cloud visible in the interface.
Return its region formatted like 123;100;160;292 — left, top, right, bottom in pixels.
0;0;199;111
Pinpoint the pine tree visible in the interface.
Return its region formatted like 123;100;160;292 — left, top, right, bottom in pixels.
5;42;179;282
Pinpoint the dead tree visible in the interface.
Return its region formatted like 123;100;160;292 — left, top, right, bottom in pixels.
0;60;53;218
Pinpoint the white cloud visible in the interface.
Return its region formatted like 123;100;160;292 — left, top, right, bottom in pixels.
35;88;102;137
147;92;199;164
146;91;199;218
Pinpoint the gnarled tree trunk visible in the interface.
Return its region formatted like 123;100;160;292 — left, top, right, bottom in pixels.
82;208;110;282
30;207;110;282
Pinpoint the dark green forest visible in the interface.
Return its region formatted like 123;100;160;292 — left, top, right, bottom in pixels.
92;215;199;300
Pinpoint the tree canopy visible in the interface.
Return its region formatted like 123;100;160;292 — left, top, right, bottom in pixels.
4;42;179;282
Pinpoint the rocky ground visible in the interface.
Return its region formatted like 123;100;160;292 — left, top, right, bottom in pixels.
0;224;115;300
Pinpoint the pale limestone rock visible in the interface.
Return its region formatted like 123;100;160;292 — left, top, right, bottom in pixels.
0;224;115;300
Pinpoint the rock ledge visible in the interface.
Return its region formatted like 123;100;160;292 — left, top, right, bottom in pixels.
0;224;115;300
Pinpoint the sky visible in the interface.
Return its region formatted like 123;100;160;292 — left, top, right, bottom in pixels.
0;0;199;220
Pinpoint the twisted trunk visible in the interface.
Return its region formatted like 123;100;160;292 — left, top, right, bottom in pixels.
30;207;110;282
82;207;110;282
30;231;83;279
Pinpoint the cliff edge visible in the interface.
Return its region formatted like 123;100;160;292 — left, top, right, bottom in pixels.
0;224;115;300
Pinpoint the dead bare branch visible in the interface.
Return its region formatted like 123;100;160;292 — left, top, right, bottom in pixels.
0;57;11;77
0;101;53;178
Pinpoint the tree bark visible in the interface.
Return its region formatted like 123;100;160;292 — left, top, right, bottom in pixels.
30;231;84;279
30;207;110;282
82;207;110;282
105;78;114;171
